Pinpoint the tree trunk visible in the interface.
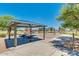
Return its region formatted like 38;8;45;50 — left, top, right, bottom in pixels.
75;29;77;36
72;33;75;50
7;27;11;39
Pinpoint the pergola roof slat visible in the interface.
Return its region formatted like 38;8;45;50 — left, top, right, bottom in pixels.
9;20;46;27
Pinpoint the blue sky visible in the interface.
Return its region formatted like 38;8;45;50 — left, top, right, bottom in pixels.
0;3;64;29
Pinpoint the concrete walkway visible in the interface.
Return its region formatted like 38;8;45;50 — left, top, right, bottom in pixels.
0;39;69;56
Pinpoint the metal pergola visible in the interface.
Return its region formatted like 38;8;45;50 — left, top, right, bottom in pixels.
7;20;46;47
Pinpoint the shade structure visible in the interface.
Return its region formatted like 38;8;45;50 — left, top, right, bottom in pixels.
7;19;47;47
9;20;46;28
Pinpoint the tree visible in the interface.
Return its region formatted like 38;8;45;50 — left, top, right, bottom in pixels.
38;27;43;33
0;16;15;30
58;26;65;33
47;27;55;33
57;4;79;34
0;16;15;38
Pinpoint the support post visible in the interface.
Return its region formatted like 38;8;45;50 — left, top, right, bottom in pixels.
29;26;32;35
14;26;17;47
29;25;32;42
43;26;45;40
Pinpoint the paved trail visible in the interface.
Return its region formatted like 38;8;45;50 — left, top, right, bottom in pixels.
0;33;69;56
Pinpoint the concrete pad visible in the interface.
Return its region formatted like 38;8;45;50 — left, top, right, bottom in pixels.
0;40;69;56
0;33;70;56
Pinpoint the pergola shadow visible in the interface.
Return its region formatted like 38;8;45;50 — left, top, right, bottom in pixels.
51;36;79;56
5;35;42;48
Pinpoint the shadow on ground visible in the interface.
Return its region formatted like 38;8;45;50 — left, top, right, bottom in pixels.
50;36;79;56
5;35;42;48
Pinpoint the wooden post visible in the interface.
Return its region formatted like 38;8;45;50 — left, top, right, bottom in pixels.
29;26;32;35
29;25;32;42
43;26;45;40
14;26;17;47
